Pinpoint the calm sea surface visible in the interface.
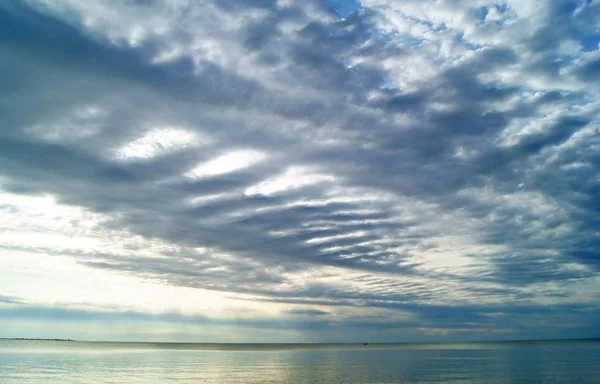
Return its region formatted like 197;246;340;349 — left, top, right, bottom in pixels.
1;339;599;383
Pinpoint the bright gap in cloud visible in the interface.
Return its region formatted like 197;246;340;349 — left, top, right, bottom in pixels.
245;166;335;196
0;190;273;315
186;150;267;179
305;230;367;245
0;250;260;315
185;192;238;207
115;127;205;160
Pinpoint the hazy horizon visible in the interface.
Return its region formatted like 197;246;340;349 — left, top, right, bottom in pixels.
3;337;600;344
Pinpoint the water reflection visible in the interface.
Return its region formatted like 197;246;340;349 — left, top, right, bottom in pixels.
1;340;599;383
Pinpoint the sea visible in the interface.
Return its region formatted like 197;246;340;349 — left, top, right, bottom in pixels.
1;339;599;383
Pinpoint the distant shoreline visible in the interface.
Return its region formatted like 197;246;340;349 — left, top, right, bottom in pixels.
1;337;598;345
0;338;75;341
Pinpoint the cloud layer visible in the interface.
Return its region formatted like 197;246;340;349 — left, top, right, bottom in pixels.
0;0;599;341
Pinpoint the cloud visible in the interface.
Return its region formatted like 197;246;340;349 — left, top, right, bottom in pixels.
0;0;599;341
0;295;22;304
284;308;330;316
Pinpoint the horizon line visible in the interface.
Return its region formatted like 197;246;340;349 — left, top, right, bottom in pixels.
3;337;599;344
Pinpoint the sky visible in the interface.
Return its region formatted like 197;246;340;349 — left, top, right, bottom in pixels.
0;0;599;343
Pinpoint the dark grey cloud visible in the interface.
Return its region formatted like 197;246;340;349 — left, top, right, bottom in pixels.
0;0;599;339
284;308;330;316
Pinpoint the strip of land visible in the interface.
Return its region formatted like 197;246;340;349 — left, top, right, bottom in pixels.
0;338;74;341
